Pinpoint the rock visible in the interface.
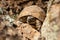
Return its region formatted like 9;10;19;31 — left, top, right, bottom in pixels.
41;4;60;40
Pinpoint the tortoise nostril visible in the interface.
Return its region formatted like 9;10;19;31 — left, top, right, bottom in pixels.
13;24;17;28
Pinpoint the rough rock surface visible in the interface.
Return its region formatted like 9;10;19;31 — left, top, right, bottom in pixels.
41;4;60;40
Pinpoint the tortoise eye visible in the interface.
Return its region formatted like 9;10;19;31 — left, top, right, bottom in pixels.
19;15;42;26
27;16;36;25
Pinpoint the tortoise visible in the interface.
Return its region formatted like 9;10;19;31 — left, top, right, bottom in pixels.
17;5;46;31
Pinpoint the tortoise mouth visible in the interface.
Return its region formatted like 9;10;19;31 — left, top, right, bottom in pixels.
19;15;42;26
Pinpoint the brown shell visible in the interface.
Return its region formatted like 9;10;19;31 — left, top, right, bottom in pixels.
18;5;45;22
